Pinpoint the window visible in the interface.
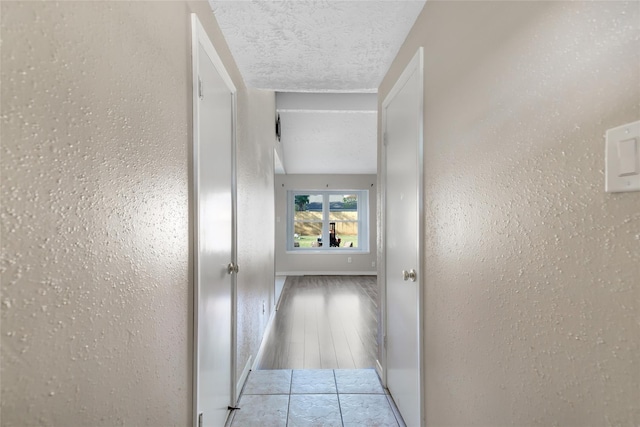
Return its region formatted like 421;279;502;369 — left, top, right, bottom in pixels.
287;190;369;252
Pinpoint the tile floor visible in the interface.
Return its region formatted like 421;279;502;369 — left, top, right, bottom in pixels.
227;369;406;427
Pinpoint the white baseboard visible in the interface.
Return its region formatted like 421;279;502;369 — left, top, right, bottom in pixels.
376;359;385;386
236;355;253;400
252;309;277;370
275;275;287;310
276;271;377;276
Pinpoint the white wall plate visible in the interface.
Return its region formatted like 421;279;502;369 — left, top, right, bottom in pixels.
605;120;640;193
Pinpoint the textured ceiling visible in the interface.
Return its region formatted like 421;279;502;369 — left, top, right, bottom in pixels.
208;1;425;175
209;1;426;92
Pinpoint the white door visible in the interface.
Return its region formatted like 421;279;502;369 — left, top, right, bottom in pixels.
192;15;237;427
383;48;423;426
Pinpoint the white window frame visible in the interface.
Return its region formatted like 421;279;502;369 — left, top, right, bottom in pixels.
286;190;369;253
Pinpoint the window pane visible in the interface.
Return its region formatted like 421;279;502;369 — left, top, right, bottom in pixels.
334;221;358;248
294;194;323;221
288;190;366;251
293;222;322;248
329;194;358;221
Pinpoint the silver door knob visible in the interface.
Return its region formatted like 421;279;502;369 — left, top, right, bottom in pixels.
402;269;417;282
227;262;239;274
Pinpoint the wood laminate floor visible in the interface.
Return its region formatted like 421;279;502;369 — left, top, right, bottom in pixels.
257;275;378;370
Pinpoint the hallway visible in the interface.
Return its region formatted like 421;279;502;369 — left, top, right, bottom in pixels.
2;2;638;426
236;276;392;425
227;369;405;427
257;275;378;370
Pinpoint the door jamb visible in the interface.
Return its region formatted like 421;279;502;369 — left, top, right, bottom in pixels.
379;46;424;425
191;13;238;427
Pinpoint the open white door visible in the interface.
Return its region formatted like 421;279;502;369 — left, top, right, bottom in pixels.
382;48;424;426
192;15;237;427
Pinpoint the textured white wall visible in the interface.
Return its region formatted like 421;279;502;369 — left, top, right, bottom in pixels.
280;111;377;175
0;2;275;425
235;88;276;379
379;1;639;425
275;174;377;275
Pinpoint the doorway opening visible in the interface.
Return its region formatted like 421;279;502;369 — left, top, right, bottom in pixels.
227;275;406;426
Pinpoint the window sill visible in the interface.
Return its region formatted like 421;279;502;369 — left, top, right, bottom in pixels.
285;249;371;255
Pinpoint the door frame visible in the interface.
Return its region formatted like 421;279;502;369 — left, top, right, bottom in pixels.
191;13;238;427
379;47;425;425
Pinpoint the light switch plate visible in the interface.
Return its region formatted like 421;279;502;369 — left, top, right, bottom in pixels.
605;120;640;193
